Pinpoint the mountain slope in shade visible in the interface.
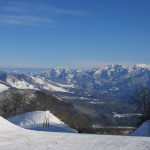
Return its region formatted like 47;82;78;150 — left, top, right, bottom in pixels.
8;111;76;133
131;120;150;137
0;116;150;150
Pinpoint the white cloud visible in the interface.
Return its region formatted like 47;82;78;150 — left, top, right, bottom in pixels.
0;1;86;26
0;15;55;26
1;3;85;16
40;5;86;16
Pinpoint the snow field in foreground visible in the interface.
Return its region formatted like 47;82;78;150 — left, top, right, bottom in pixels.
0;116;150;150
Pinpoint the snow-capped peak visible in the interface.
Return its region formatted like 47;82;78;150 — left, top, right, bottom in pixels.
133;64;150;70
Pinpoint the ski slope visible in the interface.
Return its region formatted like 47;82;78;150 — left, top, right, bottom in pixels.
0;83;9;93
131;120;150;137
0;116;150;150
8;111;76;133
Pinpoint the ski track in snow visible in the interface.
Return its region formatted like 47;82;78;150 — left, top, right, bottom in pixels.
8;111;76;133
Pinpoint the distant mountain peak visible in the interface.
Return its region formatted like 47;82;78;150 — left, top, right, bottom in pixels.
133;64;150;70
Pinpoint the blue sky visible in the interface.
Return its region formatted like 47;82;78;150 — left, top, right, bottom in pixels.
0;0;150;68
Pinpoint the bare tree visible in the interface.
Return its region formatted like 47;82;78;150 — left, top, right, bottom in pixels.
133;87;150;122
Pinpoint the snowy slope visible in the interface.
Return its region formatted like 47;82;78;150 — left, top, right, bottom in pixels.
6;76;35;90
0;116;150;150
6;74;69;92
0;83;9;93
131;120;150;137
0;116;21;131
8;111;76;133
29;75;69;92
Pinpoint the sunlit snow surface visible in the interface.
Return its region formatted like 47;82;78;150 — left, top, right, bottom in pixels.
0;116;149;150
6;74;69;92
6;76;35;90
0;83;9;93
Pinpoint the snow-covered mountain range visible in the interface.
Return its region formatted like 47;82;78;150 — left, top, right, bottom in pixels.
0;64;150;100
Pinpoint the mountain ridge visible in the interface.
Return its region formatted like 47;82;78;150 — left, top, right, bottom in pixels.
0;64;150;101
